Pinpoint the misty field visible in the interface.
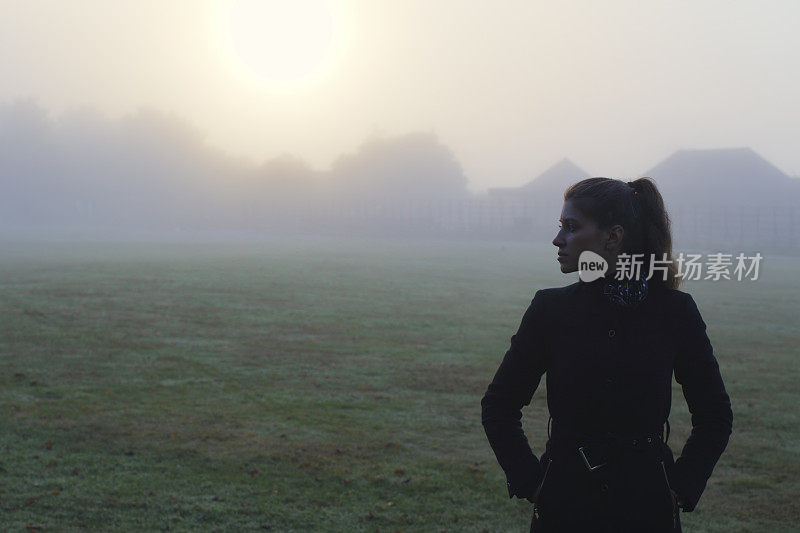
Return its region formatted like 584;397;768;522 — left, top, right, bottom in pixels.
1;237;798;532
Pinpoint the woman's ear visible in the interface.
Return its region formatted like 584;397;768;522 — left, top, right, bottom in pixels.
605;224;625;251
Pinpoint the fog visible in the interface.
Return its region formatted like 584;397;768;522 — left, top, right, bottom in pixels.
0;99;473;236
2;98;798;251
1;1;800;249
3;1;800;192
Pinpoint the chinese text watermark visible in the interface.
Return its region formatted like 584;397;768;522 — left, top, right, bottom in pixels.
578;251;763;282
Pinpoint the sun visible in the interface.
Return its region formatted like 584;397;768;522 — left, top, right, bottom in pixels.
214;0;347;92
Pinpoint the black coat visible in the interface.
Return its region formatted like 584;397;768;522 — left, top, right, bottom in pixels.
481;276;733;531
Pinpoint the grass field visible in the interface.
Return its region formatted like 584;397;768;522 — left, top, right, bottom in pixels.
1;236;798;532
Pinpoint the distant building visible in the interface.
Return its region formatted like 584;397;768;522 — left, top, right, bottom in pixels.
646;147;800;208
487;158;591;201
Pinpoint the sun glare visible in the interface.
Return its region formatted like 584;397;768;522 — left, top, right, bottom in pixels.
215;0;347;92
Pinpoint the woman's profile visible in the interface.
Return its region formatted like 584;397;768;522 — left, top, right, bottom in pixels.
481;177;733;532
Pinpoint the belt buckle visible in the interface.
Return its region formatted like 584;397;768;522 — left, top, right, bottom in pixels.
578;446;608;471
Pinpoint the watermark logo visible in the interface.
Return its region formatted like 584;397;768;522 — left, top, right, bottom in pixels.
578;251;608;282
576;251;764;281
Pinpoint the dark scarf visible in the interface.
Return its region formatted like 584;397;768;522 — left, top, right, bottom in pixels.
601;274;648;309
580;271;649;309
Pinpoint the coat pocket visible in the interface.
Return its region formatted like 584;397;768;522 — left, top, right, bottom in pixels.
661;460;681;532
531;457;553;505
660;460;673;496
530;456;552;529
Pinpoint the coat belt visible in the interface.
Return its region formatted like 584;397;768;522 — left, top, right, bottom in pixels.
546;420;665;471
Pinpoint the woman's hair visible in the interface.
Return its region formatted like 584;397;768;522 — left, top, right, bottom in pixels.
564;177;681;290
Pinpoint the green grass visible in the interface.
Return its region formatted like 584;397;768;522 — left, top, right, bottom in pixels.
0;237;798;531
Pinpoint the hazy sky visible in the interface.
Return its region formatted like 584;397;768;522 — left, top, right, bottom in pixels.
2;0;799;193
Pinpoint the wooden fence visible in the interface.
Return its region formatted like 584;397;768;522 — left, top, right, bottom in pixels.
305;198;800;251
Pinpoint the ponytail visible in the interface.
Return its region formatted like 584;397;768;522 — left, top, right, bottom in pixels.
627;178;680;290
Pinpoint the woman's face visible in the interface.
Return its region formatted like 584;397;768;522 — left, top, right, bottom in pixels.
552;199;616;274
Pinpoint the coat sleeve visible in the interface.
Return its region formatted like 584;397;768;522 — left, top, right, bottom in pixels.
669;292;733;512
480;289;550;500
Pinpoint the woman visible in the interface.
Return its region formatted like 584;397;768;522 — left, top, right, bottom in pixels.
481;177;733;532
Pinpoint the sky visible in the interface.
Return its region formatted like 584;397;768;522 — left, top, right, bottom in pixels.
1;0;799;193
